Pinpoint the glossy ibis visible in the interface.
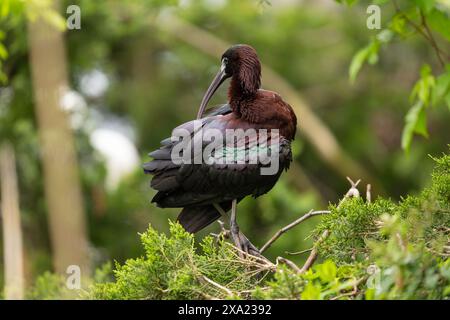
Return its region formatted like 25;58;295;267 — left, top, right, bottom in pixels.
144;44;297;256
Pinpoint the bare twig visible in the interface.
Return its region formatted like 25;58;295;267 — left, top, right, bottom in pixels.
225;242;275;269
366;184;372;203
426;247;450;257
210;219;230;241
299;249;319;274
217;219;227;232
260;210;330;253
331;277;365;300
276;257;302;273
338;177;361;207
420;10;446;67
392;0;449;65
300;230;329;273
199;275;234;297
285;248;313;256
345;177;361;197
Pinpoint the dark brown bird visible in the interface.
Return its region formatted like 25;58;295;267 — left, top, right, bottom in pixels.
143;44;297;255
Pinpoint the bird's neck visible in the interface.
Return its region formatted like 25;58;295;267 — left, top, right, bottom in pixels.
228;75;259;115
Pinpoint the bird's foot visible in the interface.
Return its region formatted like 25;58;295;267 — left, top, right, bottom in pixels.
231;231;264;259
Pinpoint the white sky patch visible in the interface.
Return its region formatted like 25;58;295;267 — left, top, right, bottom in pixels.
59;89;89;130
90;127;140;190
60;89;87;113
80;69;110;98
59;70;140;190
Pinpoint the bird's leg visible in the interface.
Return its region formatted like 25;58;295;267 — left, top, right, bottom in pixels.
213;202;262;258
229;200;262;258
229;199;244;256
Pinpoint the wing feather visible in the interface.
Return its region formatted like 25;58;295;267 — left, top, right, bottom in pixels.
143;104;292;208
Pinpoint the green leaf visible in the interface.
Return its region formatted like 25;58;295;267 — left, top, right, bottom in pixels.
365;287;376;300
432;69;450;106
349;48;370;84
390;14;408;36
349;40;380;83
401;102;428;151
301;282;322;300
316;260;338;283
413;0;435;14
413;105;428;137
410;64;435;106
428;9;450;42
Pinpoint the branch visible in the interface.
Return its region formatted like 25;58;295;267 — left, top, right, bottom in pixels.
392;0;449;66
276;257;301;273
285;248;312;256
330;277;365;300
261;176;364;256
337;177;361;207
296;177;367;272
260;210;330;253
225;242;276;269
299;230;329;273
419;10;446;67
366;184;372;203
199;275;234;297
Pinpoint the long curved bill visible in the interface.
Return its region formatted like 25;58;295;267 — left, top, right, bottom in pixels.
196;64;228;119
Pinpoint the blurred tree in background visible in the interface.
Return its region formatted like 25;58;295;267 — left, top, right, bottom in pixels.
0;0;448;297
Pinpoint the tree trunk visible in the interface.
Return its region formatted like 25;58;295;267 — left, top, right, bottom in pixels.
27;1;90;275
0;142;24;299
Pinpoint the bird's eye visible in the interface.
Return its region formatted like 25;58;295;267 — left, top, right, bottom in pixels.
222;57;228;65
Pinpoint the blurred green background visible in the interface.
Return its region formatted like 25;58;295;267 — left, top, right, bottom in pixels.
0;0;449;294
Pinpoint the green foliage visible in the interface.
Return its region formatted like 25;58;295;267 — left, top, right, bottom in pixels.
86;222;262;299
254;261;364;300
316;152;449;264
349;30;392;83
339;0;450;151
315;198;390;263
366;214;450;299
430;150;450;202
257;152;449;300
27;272;75;300
0;0;65;83
28;152;449;300
401;64;434;151
2;0;449;298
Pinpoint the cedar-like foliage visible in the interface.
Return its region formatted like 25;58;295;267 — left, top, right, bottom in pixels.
29;152;450;300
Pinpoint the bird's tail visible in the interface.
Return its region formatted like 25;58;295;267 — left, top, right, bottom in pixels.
177;202;231;233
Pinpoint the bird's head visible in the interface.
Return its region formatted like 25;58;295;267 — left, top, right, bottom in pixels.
197;44;261;118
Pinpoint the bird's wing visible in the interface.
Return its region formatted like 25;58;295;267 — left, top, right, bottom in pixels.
143;108;292;208
203;103;232;117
